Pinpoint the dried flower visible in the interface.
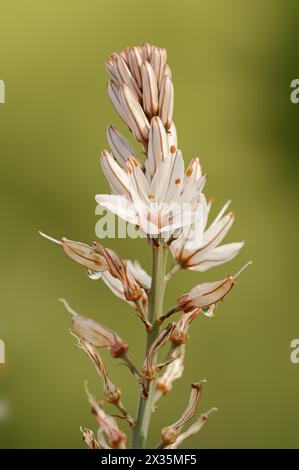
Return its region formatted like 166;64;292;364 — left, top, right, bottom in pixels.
93;242;144;302
78;338;121;402
167;407;218;449
170;308;201;344
85;384;127;449
155;346;185;397
74;336;134;425
142;323;176;381
80;427;100;449
159;382;204;447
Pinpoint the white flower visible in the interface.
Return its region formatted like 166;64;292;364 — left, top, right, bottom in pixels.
170;198;244;271
96;152;205;237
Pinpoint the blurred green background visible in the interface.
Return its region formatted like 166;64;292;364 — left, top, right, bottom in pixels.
0;0;298;449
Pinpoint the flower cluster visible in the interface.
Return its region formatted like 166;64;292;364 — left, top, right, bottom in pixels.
40;43;251;449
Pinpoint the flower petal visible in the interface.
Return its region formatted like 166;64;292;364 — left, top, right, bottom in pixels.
106;125;141;169
146;116;170;178
150;149;184;204
189;241;245;272
126;260;151;290
100;150;131;197
178;277;235;311
95;194;138;226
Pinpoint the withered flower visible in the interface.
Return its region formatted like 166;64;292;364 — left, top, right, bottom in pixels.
85;384;127;449
93;242;143;302
75;337;134;426
170;309;201;344
142;323;176;381
159;382;204;447
80;427;100;449
167;407;218;449
155;345;185;398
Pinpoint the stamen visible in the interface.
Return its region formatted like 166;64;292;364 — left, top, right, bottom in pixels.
170;145;176;154
234;261;253;279
213;199;232;223
38;231;61;245
148;193;155;200
175;178;181;185
59;298;79;316
185;167;193;177
131;156;139;167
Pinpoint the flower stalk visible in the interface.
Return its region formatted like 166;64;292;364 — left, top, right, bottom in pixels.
131;242;168;448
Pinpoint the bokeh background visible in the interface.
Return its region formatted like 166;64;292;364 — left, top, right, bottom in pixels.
0;0;298;449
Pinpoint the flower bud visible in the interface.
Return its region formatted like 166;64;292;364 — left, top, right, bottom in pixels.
119;84;150;144
106;125;141;169
158;74;174;130
141;61;159;117
114;54;142;100
128;47;143;87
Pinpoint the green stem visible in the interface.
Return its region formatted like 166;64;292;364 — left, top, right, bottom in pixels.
131;243;168;448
